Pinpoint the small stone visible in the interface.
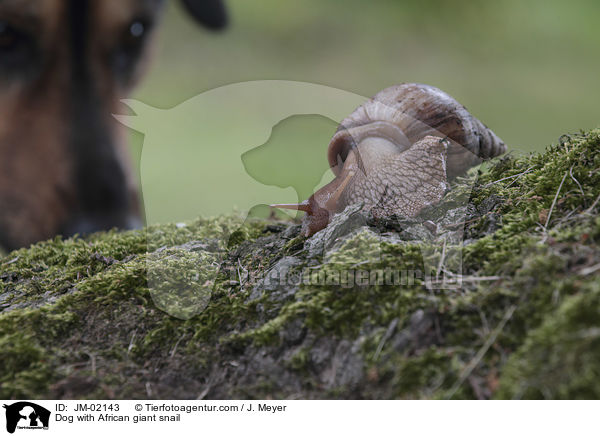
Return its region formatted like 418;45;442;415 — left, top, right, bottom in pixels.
305;203;369;259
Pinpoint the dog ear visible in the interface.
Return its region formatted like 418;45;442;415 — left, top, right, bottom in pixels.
179;0;228;30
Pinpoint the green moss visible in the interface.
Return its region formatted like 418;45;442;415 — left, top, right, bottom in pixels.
1;130;600;399
496;281;600;399
0;332;52;398
286;347;311;372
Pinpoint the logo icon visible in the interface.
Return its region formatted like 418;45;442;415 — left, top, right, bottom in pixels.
3;402;50;434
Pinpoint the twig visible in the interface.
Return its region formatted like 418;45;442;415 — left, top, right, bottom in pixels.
446;305;516;399
2;256;19;265
237;259;247;291
197;385;211;400
351;260;375;268
578;263;600;276
373;318;399;361
483;166;535;188
83;352;97;376
582;193;600;215
545;170;569;229
429;275;503;284
442;217;480;230
127;330;137;356
436;238;447;280
145;382;154;397
169;332;186;358
574;327;600;339
569;166;585;203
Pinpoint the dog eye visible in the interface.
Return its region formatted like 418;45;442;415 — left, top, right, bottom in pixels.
0;20;37;73
112;19;150;80
0;21;17;48
0;21;24;52
123;19;150;49
129;21;146;39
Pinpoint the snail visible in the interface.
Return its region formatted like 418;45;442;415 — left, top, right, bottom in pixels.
272;83;507;236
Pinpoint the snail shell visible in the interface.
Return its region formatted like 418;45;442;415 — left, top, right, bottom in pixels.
329;83;506;178
273;83;506;236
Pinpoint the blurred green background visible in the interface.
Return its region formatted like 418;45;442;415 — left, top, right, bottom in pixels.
129;0;600;224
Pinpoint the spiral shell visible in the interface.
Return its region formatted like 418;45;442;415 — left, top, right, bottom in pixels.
271;83;507;237
327;83;506;178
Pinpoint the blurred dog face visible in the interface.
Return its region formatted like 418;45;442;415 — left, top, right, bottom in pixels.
0;0;226;250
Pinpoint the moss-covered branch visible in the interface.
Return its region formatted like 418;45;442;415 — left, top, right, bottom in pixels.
1;130;600;399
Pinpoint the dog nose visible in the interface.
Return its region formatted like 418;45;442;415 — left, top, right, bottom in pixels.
61;213;142;238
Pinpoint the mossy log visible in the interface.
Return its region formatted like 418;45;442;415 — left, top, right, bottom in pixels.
1;130;600;399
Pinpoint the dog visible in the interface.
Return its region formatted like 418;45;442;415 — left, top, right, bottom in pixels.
0;0;226;251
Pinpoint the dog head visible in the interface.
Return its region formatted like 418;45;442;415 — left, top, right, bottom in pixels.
0;0;226;250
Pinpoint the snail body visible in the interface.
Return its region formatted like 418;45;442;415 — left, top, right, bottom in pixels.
273;83;507;236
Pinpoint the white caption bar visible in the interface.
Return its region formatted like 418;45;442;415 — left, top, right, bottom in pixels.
0;400;597;435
